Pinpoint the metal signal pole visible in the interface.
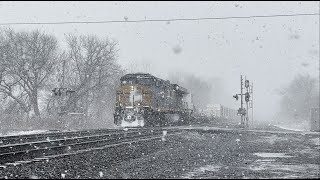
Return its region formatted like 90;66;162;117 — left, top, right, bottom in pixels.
245;76;249;128
233;75;251;129
251;83;254;127
240;75;244;127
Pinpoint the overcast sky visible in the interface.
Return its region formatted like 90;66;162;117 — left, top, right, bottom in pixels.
0;1;319;122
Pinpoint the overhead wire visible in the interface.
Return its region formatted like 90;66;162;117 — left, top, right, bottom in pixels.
0;13;318;26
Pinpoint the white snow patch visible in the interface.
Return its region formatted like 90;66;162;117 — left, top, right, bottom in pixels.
5;162;21;166
184;132;205;141
256;159;276;162
0;130;49;137
254;153;293;158
274;124;307;132
29;175;39;179
163;130;167;136
248;161;319;178
310;137;320;146
262;135;288;145
161;136;166;141
180;165;221;179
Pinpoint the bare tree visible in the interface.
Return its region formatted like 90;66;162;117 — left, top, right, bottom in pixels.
61;34;121;119
278;73;319;122
0;29;60;118
168;72;217;110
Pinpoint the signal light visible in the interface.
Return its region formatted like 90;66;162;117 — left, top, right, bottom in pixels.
233;94;239;101
245;80;250;88
245;92;250;102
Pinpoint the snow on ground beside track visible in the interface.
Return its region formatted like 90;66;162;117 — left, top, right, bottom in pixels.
248;161;319;176
259;134;287;145
0;130;49;137
253;153;293;158
310;137;320;146
180;164;222;179
183;131;206;141
274;125;307;132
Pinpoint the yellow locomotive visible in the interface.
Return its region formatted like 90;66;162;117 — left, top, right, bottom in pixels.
114;73;194;127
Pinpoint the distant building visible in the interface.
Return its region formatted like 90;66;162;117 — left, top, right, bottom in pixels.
204;104;237;120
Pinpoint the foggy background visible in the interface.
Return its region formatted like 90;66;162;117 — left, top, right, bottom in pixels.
0;1;319;130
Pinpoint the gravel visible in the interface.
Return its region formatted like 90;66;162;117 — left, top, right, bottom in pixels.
0;130;319;179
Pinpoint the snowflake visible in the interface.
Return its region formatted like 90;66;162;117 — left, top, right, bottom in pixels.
163;130;167;136
61;173;66;179
29;175;38;179
99;171;103;177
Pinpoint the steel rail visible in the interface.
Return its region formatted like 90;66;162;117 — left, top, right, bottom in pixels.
0;128;181;165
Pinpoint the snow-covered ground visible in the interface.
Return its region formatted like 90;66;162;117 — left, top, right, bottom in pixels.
274;124;309;132
180;164;222;179
0;130;49;137
310;137;320;146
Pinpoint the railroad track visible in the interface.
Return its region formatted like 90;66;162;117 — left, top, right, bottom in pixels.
0;127;183;168
0;129;122;146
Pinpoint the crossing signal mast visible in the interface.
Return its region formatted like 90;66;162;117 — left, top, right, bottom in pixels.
233;75;253;128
